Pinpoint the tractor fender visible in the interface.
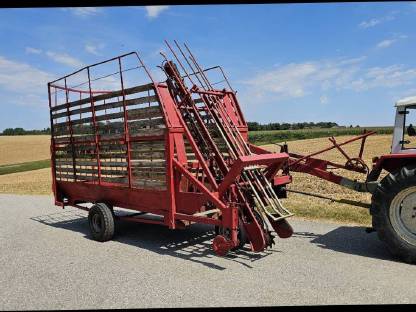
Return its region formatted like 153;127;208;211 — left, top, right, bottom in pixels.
372;154;416;176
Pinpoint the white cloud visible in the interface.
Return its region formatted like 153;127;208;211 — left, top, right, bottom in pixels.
376;39;396;49
359;18;381;29
145;6;169;19
240;56;416;103
25;47;42;54
85;43;104;56
359;12;397;29
0;55;55;107
376;34;407;49
64;7;101;17
241;57;363;101
349;65;416;91
46;51;84;68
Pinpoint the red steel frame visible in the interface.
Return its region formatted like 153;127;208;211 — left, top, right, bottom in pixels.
250;130;378;189
48;51;292;255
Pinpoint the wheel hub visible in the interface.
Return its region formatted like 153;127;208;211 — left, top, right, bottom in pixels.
390;186;416;245
91;214;102;233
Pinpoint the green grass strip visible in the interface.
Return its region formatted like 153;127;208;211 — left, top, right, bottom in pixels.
0;159;51;175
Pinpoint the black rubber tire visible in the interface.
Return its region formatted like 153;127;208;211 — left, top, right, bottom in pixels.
371;165;416;263
88;202;115;242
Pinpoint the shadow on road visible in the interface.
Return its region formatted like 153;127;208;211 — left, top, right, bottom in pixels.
293;226;400;263
30;209;275;270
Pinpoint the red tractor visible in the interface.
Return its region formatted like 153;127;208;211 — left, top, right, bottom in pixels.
254;97;416;263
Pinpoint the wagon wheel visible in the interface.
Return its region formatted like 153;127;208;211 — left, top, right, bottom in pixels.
345;157;369;174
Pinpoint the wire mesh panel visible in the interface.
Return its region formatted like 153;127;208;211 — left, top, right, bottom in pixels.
48;52;167;190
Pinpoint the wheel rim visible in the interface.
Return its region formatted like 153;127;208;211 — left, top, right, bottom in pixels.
91;214;102;233
390;186;416;245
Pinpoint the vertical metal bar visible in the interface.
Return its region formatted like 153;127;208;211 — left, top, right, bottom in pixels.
118;57;132;188
358;133;367;159
86;67;101;184
64;78;77;181
166;131;176;229
48;84;58;200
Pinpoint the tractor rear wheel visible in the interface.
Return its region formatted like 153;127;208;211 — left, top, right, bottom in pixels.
88;202;115;242
371;165;416;263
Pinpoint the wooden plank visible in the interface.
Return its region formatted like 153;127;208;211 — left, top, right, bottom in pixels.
127;106;162;120
55;173;97;181
132;171;166;181
128;128;165;137
50;83;155;112
99;153;127;159
101;176;128;184
128;118;165;129
132;179;166;190
55;159;98;166
52;95;159;119
54;135;96;144
130;159;165;167
130;141;165;150
53;105;163;127
130;150;165;159
58;167;128;176
130;167;166;174
100;161;128;167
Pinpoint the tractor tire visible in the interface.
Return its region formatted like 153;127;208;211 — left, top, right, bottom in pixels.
88;202;115;242
371;165;416;263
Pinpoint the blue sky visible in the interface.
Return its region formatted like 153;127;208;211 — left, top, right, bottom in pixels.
1;3;416;130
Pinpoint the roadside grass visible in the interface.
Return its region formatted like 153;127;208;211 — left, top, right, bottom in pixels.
0;159;50;176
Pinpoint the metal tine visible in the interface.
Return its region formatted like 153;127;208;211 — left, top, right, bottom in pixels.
174;40;208;91
164;40;196;89
177;42;242;160
214;101;249;156
179;54;241;154
180;44;250;157
191;67;287;219
183;42;214;91
163;43;232;176
171;42;291;223
159;51;222;188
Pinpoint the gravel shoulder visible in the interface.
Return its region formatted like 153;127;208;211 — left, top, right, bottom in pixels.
1;194;415;309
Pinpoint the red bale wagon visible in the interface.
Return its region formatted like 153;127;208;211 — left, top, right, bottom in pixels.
47;42;294;256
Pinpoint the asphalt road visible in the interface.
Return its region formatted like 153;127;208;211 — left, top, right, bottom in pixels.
1;193;415;310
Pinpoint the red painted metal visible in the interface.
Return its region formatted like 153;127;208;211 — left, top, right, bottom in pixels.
373;153;416;173
48;47;294;256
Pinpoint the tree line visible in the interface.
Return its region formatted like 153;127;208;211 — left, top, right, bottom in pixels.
1;127;51;135
1;122;343;135
247;121;339;131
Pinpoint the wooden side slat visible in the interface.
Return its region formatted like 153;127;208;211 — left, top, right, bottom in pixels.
50;83;155;112
53;105;163;127
52;95;159;119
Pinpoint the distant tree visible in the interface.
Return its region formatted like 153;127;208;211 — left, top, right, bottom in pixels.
246;121;339;131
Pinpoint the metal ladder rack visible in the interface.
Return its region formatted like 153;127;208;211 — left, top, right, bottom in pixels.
160;40;293;242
